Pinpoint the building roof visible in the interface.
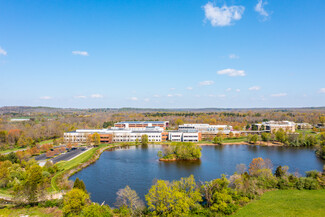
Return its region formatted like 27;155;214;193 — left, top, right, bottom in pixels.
115;121;168;124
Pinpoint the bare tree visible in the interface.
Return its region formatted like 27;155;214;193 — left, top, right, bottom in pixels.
115;185;144;216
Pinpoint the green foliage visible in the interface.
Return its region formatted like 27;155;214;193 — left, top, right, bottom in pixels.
141;134;148;145
63;188;89;216
92;133;101;146
13;164;46;204
81;203;113;217
247;134;259;144
145;175;201;216
261;132;271;142
103;121;115;128
275;129;287;143
73;177;87;192
160;142;202;160
213;136;223;145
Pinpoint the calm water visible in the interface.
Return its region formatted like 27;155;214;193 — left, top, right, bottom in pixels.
70;145;324;205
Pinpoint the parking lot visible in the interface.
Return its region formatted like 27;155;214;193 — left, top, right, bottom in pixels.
35;147;90;164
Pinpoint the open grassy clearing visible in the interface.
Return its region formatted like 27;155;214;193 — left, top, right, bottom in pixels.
232;189;325;217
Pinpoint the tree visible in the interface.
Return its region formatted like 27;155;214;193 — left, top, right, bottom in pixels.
275;165;289;178
261;132;271;143
15;164;46;203
81;203;113;217
92;133;101;146
213;136;223;145
0;160;12;187
53;138;59;146
0;130;8;143
275;128;287;143
249;158;266;176
63;188;89;216
73;178;87;192
248;134;258;144
146;176;201;216
141;134;148;145
175;119;184;126
115;186;144;216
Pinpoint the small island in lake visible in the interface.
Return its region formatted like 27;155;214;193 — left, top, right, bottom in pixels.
158;142;202;161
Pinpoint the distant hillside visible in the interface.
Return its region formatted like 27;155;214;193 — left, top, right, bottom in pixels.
1;106;325;115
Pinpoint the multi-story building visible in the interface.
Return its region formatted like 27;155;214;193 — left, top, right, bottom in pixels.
168;130;201;142
179;124;232;135
252;121;296;133
296;123;312;130
114;121;169;130
64;126;165;144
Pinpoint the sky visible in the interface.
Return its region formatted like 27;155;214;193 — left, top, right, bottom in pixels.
1;0;325;109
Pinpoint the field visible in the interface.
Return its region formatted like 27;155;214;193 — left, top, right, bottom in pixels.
232;189;325;217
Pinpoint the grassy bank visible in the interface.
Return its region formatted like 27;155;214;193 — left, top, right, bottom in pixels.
51;144;110;192
50;142;137;192
0;206;62;217
232;189;325;217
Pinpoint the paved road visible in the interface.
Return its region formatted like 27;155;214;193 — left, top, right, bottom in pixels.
51;148;87;164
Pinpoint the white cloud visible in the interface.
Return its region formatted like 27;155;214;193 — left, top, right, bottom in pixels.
226;88;232;92
319;88;325;93
72;51;89;56
255;0;269;18
130;97;138;101
249;86;261;91
218;94;226;98
175;93;183;97
217;68;246;77
271;93;287;97
167;94;173;97
199;80;215;86
91;94;103;98
74;95;87;99
195;94;201;98
203;2;245;27
40;96;52;100
229;54;239;59
144;98;150;102
186;87;193;90
235;89;241;92
153;94;160;98
0;47;7;56
170;88;176;91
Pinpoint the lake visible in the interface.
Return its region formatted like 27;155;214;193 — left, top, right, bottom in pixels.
70;144;324;206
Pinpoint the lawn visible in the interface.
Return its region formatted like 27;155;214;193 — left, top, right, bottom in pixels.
0;207;62;217
232;189;325;217
51;143;114;191
223;137;247;143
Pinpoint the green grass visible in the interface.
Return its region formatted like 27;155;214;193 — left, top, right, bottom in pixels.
223;137;247;143
0;206;62;217
232;189;325;217
51;143;114;191
296;129;316;135
37;139;54;145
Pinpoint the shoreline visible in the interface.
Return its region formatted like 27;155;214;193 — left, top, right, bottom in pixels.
198;141;284;147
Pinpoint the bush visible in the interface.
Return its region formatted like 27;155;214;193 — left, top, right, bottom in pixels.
81;203;113;217
296;177;319;190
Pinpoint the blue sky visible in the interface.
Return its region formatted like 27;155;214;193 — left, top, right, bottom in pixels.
1;0;325;108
